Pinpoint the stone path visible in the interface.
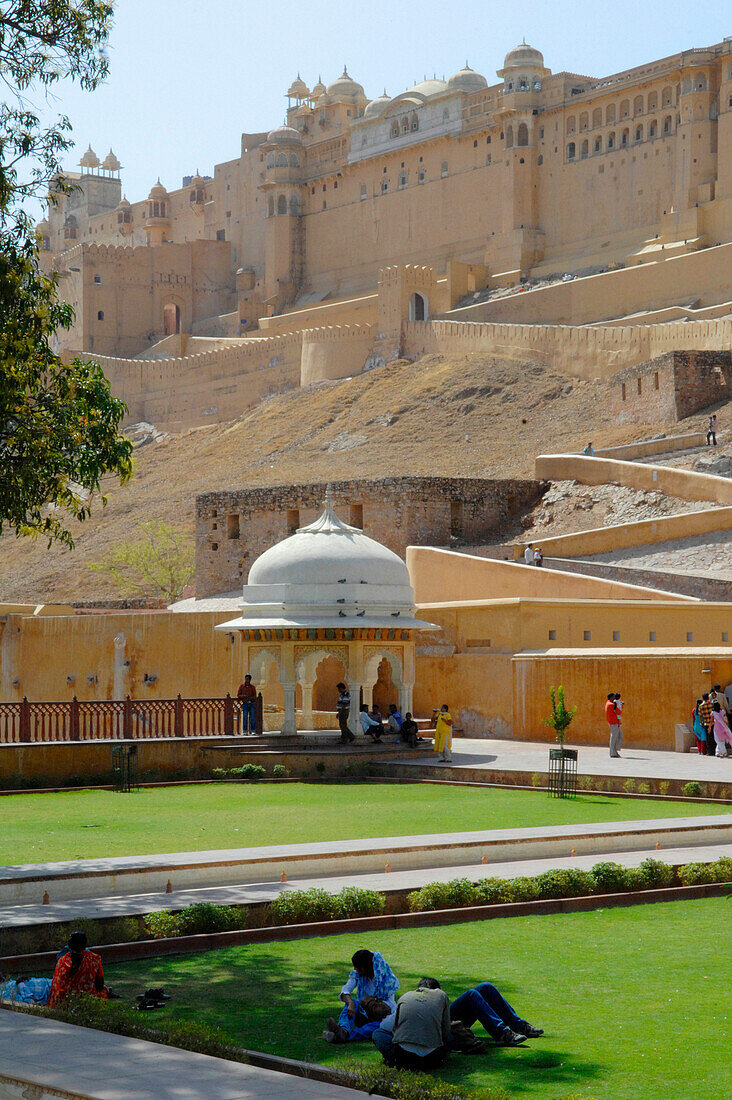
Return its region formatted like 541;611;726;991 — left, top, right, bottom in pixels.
0;1008;361;1099
586;528;732;580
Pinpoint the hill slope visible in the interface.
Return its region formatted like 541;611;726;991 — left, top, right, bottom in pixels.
0;351;678;602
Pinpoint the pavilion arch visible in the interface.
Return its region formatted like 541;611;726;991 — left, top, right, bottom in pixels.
579;112;588;132
266;153;275;168
662;85;673;106
408;291;429;321
649;119;658;138
633;95;644;116
275;153;288;167
363;649;405;712
401;114;410;134
267;195;275;216
592;107;602;128
517;122;529;146
620;99;630;119
648;91;658;111
249;646;282;685
606;103;616;124
289;153;300;167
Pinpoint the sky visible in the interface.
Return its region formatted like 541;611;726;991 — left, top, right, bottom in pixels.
25;0;730;211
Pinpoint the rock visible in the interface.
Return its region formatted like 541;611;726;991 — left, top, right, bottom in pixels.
693;454;732;478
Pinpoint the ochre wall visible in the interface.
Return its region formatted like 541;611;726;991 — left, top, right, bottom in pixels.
534;454;732;504
406;547;691;605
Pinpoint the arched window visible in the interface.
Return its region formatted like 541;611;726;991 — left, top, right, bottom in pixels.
593;136;601;153
411;112;418;132
606;104;616;124
289;154;300;167
633;95;644;115
567;141;576;160
635;125;643;143
607;131;615;150
579;112;588;131
580;139;588;159
97;310;104;321
266;154;275;168
649;119;657;138
390;121;399;138
408;292;428;321
267;195;274;216
277;194;287;215
505;125;514;148
592;108;602;127
647;91;658;111
621;127;629;146
620;99;629;119
401;115;409;134
566;115;576;134
289;195;300;215
663;115;672;134
662;85;673;107
275;153;288;167
517;122;529;146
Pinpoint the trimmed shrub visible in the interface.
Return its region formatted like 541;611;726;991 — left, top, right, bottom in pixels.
269;885;385;925
473;877;512;905
406;878;476;913
334;886;385;918
682;781;702;798
678;856;732;886
533;868;595;900
531;772;542;787
636;782;651;795
591;861;628;894
636;857;675;889
658;781;670;796
504;876;541;902
144;903;243;939
622;778;636;794
272;764;288;778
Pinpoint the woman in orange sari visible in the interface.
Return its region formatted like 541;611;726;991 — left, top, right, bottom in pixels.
49;931;108;1007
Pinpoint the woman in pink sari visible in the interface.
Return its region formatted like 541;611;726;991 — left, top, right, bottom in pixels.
711;703;732;759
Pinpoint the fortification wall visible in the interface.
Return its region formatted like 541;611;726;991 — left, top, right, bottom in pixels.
258;293;378;336
404;317;732;380
300;323;375;385
534;454;732;505
612;350;732;424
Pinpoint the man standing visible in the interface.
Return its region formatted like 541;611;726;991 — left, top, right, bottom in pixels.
711;684;731;722
236;674;257;735
706;414;718;447
336;681;354;744
698;692;714;755
606;692;621;758
523;543;534;565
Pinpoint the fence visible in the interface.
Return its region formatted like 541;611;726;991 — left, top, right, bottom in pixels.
0;695;239;744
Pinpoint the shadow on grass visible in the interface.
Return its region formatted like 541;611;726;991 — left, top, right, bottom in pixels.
108;946;604;1097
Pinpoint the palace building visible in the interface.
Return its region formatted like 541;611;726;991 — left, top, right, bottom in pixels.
39;37;732;361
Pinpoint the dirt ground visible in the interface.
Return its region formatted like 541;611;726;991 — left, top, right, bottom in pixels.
0;351;727;603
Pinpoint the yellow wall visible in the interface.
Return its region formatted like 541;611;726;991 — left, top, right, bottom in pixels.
534;454;732;505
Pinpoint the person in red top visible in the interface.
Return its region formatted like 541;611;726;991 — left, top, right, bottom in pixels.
605;692;621;758
237;673;257;734
49;931;107;1007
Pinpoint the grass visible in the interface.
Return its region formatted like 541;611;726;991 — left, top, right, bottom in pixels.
99;898;730;1100
0;782;727;865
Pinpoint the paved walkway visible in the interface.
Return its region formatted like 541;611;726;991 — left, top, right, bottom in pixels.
0;1009;360;1099
393;737;732;782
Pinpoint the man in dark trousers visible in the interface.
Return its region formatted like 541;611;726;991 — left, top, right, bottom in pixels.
336;681;354;743
237;674;257;734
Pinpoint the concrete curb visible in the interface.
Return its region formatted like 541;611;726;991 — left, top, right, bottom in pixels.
3;881;730;972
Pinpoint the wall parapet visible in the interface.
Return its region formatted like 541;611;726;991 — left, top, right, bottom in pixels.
534;453;732;505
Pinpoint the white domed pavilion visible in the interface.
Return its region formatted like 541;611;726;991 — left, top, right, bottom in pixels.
216;492;434;734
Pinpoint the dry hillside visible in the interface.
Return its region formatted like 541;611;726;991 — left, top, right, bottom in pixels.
0;351;717;603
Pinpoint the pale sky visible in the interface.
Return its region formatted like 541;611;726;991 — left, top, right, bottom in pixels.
29;0;730;210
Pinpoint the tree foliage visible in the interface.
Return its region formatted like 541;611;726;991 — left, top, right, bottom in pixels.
89;522;195;602
0;1;132;547
544;684;577;746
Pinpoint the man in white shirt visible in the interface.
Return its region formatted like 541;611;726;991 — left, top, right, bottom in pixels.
523;544;534;565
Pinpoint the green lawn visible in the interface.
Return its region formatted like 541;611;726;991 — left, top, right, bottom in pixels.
1;782;727;865
104;898;730;1100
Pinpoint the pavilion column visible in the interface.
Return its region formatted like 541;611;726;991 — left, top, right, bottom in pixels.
281;681;297;735
300;680;315;730
399;683;413;716
348;682;363;735
402;643;415;716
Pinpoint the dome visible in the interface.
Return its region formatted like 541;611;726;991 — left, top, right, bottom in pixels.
364;90;391;118
326;67;366;102
190;172;206;187
311;76;326;98
218;495;432;629
408;77;448;98
79;145;99;169
148;178;169;200
266;123;303;146
101;148;120;171
287;74;310;98
115;196;131;211
447;63;488;93
503;41;544;70
36;218;50;233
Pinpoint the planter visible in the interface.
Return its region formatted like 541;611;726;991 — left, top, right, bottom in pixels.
548;747;578;799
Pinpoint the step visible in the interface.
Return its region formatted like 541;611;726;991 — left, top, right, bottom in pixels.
1;816;730;909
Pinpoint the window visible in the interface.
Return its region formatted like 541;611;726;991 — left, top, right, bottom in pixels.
505;125;514;148
487;135;492;144
723;632;729;643
286;509;300;535
649;120;657;138
567;115;576;134
398;172;408;189
592;108;602;127
580;140;588;159
621;128;629;147
620;99;629;119
211;543;218;551
580;112;588;131
548;630;556;641
97;310;104;321
637;377;642;395
635;126;643;142
227;514;239;540
567;141;576;159
538;126;544;139
606;104;616;124
267;196;274;216
517;122;529;146
612;631;620;642
473;139;478;148
621;382;626;401
94;274;102;284
583;630;591;641
418;167;426;182
277;195;287;214
607;132;615;150
594;137;601;153
275;153;288;167
648;91;658;111
360;184;367;200
216;229;225;240
649;631;656;642
634;95;644;116
381;179;388;193
441;161;448;177
349;503;363;529
654;372;659;390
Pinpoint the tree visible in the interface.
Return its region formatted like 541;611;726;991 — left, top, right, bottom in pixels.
544;685;577;747
89;522;195;602
0;2;133;547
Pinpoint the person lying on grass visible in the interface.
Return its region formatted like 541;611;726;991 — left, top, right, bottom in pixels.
48;930;108;1007
323;948;400;1043
372;976;544;1063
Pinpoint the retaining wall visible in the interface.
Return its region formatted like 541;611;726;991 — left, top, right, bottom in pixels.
534;454;732;505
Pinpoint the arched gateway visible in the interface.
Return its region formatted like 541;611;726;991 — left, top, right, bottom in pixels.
216;491;433;734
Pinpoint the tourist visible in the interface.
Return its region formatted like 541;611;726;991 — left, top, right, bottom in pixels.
323;949;400;1044
433;703;453;763
711;702;732;758
706;414;718;447
400;711;420;748
523;543;534;565
0;975;51;1005
372;977;452;1069
48;931;108;1007
359;703;383;742
336;682;354;744
449;980;544;1047
692;699;707;755
725;682;732;712
369;704;387;737
533;547;544;567
583;442;595;455
711;684;731;721
606;692;622;758
698;692;714;755
387;703;402;736
236;673;257;734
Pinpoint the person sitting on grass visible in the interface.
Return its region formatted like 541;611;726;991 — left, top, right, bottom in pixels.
359;703;383;742
323;949;400;1044
48;931;108;1007
449;979;544;1047
372;977;452;1069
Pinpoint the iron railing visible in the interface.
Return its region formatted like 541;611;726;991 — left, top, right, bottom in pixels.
0;694;241;744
